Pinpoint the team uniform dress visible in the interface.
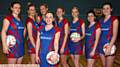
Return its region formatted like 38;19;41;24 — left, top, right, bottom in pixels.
5;15;25;58
68;19;84;55
38;26;60;67
55;18;69;55
98;16;117;55
85;23;100;59
26;17;39;54
38;16;46;26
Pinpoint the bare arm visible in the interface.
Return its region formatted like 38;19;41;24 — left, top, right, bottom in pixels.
92;28;101;52
35;31;41;63
36;31;40;57
61;23;69;49
81;23;85;40
109;19;119;48
1;18;10;51
54;32;60;53
27;22;35;48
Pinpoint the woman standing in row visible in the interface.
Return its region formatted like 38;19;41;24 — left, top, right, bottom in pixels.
26;4;39;64
1;2;26;64
35;12;60;67
37;3;49;26
85;10;101;67
55;7;69;67
68;7;85;67
98;3;119;67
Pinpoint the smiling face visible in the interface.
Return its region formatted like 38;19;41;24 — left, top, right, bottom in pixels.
72;7;79;18
56;8;64;18
102;4;112;16
45;13;54;25
40;5;48;15
87;13;96;22
28;5;36;16
11;3;21;15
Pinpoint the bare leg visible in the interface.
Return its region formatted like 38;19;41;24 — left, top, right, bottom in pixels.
99;54;106;67
106;56;115;67
69;54;75;67
30;54;36;64
8;58;17;64
17;56;23;64
61;55;69;67
70;54;74;62
74;55;80;67
87;59;95;67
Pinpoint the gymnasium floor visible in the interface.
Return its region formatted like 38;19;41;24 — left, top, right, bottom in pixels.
0;39;120;67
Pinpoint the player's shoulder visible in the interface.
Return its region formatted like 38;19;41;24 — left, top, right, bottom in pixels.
78;18;84;25
111;16;118;22
37;26;44;32
54;26;61;32
95;22;101;29
26;17;33;24
4;15;13;21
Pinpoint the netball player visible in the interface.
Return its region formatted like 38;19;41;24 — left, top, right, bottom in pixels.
98;3;119;67
1;2;26;64
55;7;69;67
85;10;101;67
68;7;85;67
35;12;60;67
26;4;39;64
37;3;49;26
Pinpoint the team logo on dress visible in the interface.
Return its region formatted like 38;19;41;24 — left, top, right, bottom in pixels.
103;43;116;55
46;51;60;65
16;23;19;25
6;35;16;48
70;32;81;40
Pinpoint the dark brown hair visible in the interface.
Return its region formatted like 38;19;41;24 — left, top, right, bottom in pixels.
10;1;21;13
102;2;113;9
56;7;65;12
40;3;48;8
27;3;35;10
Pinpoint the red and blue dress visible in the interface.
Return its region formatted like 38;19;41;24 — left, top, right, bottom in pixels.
38;26;60;67
26;17;39;54
98;16;117;55
5;15;25;58
85;23;100;59
68;19;84;55
55;18;69;55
